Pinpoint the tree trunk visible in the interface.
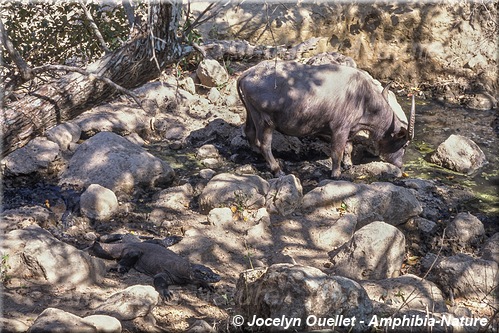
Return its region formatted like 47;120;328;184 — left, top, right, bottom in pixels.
1;2;186;157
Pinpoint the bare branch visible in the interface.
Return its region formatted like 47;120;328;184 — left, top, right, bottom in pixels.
78;0;111;53
182;1;232;41
122;0;135;28
0;18;34;81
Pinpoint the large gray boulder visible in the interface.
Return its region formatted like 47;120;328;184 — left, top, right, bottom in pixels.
360;274;448;313
446;212;485;247
198;173;269;214
309;213;358;250
235;264;372;332
92;285;160;321
28;308;98;333
27;308;121;333
481;232;499;264
46;122;81;151
0;225;105;287
421;253;498;302
430;134;487;174
2;137;60;175
71;104;151;138
59;131;175;194
302;181;422;228
329;221;406;280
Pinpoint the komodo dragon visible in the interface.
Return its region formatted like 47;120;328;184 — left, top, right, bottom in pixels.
89;241;221;300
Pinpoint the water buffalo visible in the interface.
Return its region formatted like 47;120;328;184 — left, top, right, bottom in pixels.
237;60;415;178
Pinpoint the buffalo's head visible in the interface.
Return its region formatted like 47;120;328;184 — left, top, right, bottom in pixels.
379;94;415;168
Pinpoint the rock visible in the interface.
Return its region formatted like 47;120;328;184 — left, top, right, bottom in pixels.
465;92;497;110
301;181;422;228
180;76;196;95
301;180;356;211
46;122;82;150
72;104;151;138
413;216;438;234
235;264;372;332
81;315;122;333
421;253;498;301
360;274;448;313
198;173;269;214
60;131;175;194
124;132;145;146
196;144;220;159
309;213;357;250
132;81;179;110
2;137;60;175
27;308;97;333
265;174;303;216
79;184;118;221
0;317;30;333
246;218;272;246
207;207;234;227
446;212;485;246
189;118;238;144
153;114;188;140
401;178;474;222
196;59;228;87
201;157;221;169
346;161;402;179
329;221;405;280
1;206;57;233
207;87;221;103
0;225;105;287
92;285;160;321
430;134;487;174
150;183;193;215
199;168;216;180
186;320;215;333
481;232;499;264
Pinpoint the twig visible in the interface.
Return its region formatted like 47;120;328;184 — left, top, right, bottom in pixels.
147;4;162;75
182;1;231;40
78;0;111;53
386;228;448;327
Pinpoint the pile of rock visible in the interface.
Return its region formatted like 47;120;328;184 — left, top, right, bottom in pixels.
1;58;497;332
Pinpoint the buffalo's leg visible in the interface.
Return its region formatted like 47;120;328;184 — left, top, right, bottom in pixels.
259;126;284;177
342;141;353;170
116;250;141;273
244;108;259;151
330;131;349;179
153;272;175;301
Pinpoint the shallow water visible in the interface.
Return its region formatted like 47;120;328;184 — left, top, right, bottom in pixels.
401;98;498;224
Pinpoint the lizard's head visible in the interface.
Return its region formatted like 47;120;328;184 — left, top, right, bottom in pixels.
191;264;221;283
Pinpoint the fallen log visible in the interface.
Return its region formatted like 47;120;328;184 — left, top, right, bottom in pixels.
1;3;186;157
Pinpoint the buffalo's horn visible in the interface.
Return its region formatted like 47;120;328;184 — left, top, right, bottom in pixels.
381;82;392;102
408;94;415;140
